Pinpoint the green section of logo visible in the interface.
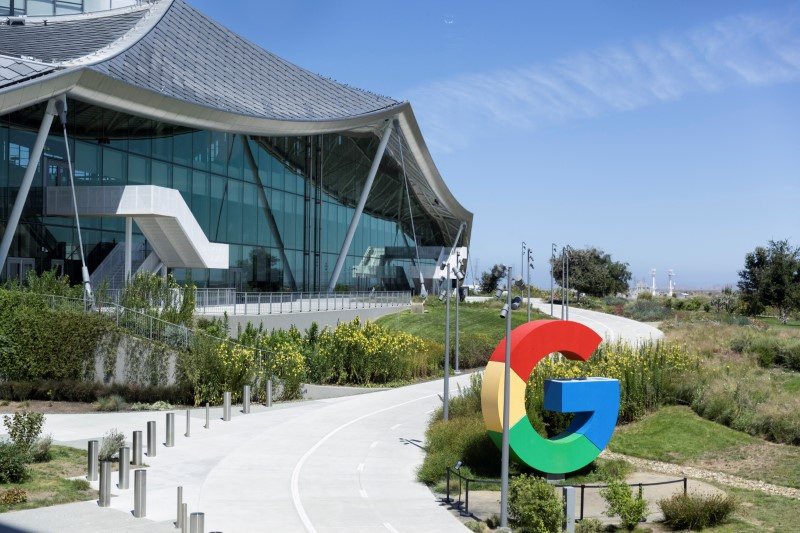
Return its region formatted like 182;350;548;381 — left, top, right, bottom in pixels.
488;419;601;474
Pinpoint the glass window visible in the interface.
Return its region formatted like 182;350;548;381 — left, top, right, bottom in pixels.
270;155;284;191
228;135;244;180
226;180;242;243
74;141;99;185
127;154;149;185
151;160;171;188
173;132;192;167
257;189;272;248
210;175;226;242
152;132;173;162
102;147;125;185
84;0;111;11
192;131;209;170
0;126;7;189
209;131;227;176
173;166;191;208
27;0;54;16
242;182;257;244
192;171;210;235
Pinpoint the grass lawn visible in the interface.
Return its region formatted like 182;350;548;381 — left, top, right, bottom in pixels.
377;300;550;344
610;406;800;489
0;445;95;513
755;316;800;329
706;485;800;533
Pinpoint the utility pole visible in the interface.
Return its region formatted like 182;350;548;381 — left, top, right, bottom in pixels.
526;248;533;322
551;243;556;317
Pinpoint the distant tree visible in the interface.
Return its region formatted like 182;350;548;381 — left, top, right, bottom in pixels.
551;247;631;300
710;285;739;313
738;239;800;324
479;264;506;294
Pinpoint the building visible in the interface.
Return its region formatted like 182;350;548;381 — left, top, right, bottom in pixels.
0;0;471;293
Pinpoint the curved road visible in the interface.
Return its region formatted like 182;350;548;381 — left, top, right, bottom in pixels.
0;308;660;532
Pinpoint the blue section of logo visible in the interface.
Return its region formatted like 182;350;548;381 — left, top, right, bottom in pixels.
543;377;621;451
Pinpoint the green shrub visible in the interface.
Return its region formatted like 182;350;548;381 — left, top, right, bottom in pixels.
508;474;563;533
659;492;738;530
601;478;648;531
3;411;44;452
0;442;29;483
0;487;27;505
94;394;125;412
99;428;125;461
30;434;53;463
130;400;174;411
575;518;604;532
624;299;672;321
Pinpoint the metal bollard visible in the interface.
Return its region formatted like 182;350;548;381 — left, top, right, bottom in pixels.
87;440;99;481
182;503;189;533
266;379;273;407
243;385;250;414
133;469;146;518
176;486;183;529
166;412;175;447
132;431;143;466
118;446;130;489
147;421;157;457
223;391;231;421
204;403;210;429
98;461;111;507
185;409;191;437
189;512;205;533
563;486;576;533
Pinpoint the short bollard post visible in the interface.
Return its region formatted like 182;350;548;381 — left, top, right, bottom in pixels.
87;440;99;481
189;512;205;533
266;379;273;407
204;403;210;429
243;385;250;414
185;409;191;437
98;461;111;507
132;431;143;466
182;503;189;533
176;486;183;529
133;469;146;518
223;391;231;421
563;486;576;533
147;421;157;457
166;412;175;447
118;446;130;489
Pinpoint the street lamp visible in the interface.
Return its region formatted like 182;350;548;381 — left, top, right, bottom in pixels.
551;243;556;317
561;247;566;320
521;241;526;284
499;265;512;530
443;263;451;422
565;245;571;321
527;248;534;322
455;251;462;374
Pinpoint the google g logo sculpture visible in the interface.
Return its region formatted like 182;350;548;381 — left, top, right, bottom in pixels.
481;320;620;474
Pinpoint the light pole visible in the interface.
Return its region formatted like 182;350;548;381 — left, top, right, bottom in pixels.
561;248;566;320
526;248;533;322
551;243;556;317
521;241;526;286
565;245;571;321
443;263;451;421
455;251;461;374
499;265;512;530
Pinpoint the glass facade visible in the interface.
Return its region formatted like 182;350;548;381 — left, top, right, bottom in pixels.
0;100;447;291
0;0;137;16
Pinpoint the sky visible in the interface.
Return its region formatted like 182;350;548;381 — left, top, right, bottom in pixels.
187;0;800;290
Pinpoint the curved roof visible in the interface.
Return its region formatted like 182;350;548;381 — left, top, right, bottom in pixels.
0;0;472;244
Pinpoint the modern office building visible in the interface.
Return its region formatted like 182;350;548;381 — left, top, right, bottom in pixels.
0;0;471;293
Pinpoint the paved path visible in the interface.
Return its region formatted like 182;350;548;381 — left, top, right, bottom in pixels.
529;298;663;344
0;374;474;533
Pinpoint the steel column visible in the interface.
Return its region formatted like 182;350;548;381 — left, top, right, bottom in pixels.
327;119;394;292
125;217;132;283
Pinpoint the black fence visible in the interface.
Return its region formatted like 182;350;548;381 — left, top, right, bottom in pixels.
442;466;688;521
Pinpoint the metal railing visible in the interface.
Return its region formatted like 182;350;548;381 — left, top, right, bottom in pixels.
194;289;411;316
442;466;688;521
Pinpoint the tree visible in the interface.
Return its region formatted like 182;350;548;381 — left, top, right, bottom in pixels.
738;239;800;324
550;247;631;300
479;264;506;294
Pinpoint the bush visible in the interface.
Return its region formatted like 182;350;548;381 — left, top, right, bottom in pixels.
30;434;53;463
0;442;29;483
130;400;174;411
624;299;672;321
0;487;27;505
601;478;648;531
508;474;563;533
575;518;604;532
3;411;44;451
659;492;738;530
99;428;126;461
94;394;125;412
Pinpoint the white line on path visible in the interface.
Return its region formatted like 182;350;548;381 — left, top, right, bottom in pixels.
357;463;365;472
290;394;437;533
425;409;435;415
359;489;369;499
389;423;401;430
570;309;616;342
384;523;400;533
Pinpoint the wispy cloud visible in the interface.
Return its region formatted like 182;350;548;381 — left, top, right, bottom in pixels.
406;7;800;153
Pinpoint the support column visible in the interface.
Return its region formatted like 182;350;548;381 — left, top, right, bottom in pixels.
327;119;394;292
0;97;60;275
125;217;133;284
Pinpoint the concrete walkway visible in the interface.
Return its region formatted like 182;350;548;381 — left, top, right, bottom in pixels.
0;375;474;533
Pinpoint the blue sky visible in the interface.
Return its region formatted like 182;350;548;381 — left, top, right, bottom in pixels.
188;0;800;290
